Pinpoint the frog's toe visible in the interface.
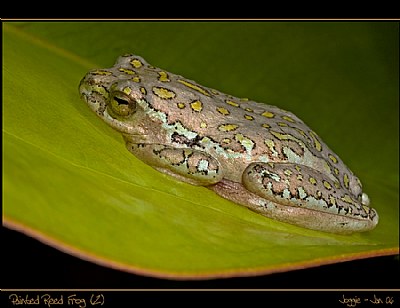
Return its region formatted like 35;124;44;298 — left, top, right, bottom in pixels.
361;192;370;206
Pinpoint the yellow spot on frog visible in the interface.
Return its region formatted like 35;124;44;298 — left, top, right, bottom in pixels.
341;194;357;205
92;86;108;98
294;128;310;143
158;71;170;82
362;205;370;214
278;122;288;127
323;180;332;190
244;114;254;121
282;115;295;123
225;100;240;107
218;124;239;132
119;68;136;75
177;102;186;109
211;89;219;95
132;76;141;83
261;111;274;118
284;169;293;176
270;131;285;140
201;136;211;143
123;87;132;95
343;173;350;189
328;154;338;164
245;108;253;112
296;174;303;181
262;123;271;128
217;107;230;115
266;162;275;169
234;134;254;152
309;177;317;185
329;195;336;206
309;131;322;152
140;87;147;95
93;70;112;76
240;97;249;101
323;160;332;175
222;138;231;144
130;58;143;68
177;79;210;96
152;86;176;99
334;180;341;189
200;122;208;128
334;167;339;175
295;165;301;172
190;100;203;112
270;131;303;149
264;139;278;157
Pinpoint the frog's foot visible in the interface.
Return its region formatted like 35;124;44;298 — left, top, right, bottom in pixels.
235;162;378;233
126;143;224;186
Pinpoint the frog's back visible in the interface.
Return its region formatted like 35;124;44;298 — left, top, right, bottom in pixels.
114;54;362;199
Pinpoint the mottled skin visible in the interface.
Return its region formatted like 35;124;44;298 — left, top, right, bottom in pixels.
79;54;378;234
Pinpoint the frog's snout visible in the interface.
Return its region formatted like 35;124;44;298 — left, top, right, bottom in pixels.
79;72;111;117
78;76;89;99
78;73;94;99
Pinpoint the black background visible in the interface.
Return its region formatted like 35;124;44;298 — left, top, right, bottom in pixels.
2;226;399;289
2;225;400;308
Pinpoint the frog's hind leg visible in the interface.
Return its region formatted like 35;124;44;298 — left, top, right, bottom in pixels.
208;178;329;231
210;176;376;234
237;162;378;233
242;161;345;210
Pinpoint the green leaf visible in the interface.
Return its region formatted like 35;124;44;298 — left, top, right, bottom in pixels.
3;22;398;278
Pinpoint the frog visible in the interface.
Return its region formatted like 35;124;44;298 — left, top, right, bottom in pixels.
79;53;378;234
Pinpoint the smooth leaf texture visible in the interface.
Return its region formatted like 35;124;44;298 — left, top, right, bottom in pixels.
3;22;399;278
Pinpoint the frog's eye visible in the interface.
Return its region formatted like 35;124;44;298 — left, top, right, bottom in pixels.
109;93;136;117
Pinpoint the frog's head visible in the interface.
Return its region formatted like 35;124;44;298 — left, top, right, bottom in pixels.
79;56;159;138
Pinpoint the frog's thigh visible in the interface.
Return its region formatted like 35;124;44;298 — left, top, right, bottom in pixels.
127;143;223;185
239;162;377;234
242;161;333;206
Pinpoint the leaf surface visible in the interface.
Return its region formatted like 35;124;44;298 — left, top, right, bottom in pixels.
3;22;398;278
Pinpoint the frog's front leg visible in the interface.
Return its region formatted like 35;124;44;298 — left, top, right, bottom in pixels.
126;142;224;186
